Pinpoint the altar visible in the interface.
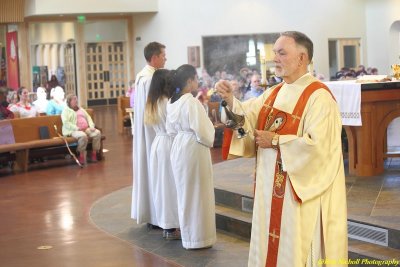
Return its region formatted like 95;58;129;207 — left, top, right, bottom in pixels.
325;80;400;176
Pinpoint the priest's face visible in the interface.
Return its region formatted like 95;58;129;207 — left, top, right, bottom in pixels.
273;36;307;83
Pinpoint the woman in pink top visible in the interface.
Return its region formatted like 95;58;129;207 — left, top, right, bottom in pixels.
9;87;38;118
61;94;101;165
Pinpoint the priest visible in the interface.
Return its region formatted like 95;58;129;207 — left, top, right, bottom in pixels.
216;31;348;267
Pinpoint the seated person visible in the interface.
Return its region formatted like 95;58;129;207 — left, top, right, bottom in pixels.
61;94;101;165
0;87;14;120
9;87;38;118
46;86;66;115
195;81;210;104
46;74;59;98
33;87;49;114
370;67;378;75
243;74;264;100
356;65;368;77
230;79;243;101
6;90;18;109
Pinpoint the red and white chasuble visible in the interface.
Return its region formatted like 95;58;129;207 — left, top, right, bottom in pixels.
225;73;348;267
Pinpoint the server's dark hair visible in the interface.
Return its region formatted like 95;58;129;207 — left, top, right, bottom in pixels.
144;69;171;125
169;64;197;104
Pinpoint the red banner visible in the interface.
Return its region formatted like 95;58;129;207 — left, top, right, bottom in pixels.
6;31;20;90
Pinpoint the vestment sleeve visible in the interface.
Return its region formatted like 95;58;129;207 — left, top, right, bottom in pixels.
227;89;272;158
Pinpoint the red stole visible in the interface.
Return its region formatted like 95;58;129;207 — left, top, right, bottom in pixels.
256;81;333;267
221;128;233;160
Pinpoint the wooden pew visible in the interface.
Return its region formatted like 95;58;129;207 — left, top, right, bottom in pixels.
117;96;131;134
0;112;105;172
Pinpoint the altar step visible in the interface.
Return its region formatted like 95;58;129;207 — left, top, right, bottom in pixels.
215;204;251;241
214;188;400;262
348;239;400;264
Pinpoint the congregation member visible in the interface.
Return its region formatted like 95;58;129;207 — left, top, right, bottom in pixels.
61;94;101;165
9;87;38;118
33;87;49;114
46;86;66;115
243;73;264;100
131;42;167;228
230;79;244;101
0;87;13;120
46;74;60;98
216;31;347;266
144;69;180;239
6;90;18;110
166;64;216;249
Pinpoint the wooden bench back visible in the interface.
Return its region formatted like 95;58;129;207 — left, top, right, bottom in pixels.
117;96;131;133
118;96;130;115
4;108;95;143
10;115;63;142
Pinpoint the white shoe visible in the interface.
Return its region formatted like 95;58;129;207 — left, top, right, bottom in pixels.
165;229;181;240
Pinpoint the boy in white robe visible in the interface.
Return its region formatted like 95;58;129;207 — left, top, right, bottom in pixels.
131;42;167;227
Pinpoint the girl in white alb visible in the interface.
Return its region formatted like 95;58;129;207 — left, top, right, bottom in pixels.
144;69;180;239
166;64;216;249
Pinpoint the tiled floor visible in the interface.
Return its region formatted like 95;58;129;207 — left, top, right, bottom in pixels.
90;187;250;267
91;157;400;266
2;105;399;267
346;160;400;230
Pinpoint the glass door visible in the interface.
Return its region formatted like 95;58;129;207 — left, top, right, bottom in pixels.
328;38;361;79
64;43;76;96
86;42;127;106
339;39;360;69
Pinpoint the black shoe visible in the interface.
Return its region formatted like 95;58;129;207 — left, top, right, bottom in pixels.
146;223;162;230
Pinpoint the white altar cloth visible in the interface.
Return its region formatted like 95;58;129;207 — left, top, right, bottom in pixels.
324;80;362;126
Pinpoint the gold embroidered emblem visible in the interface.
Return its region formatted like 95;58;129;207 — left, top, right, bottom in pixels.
273;161;286;198
275;172;284;188
269;229;280;243
291;112;301;124
264;109;274;130
263;102;273;109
